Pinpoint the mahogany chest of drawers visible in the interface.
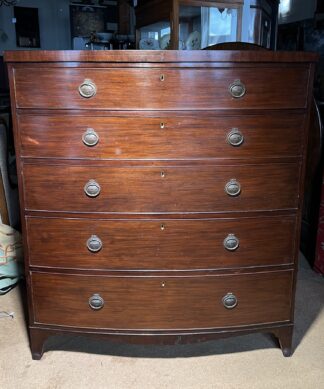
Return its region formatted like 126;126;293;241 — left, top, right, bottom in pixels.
5;50;317;359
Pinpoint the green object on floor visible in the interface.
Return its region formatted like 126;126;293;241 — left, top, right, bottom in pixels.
0;223;23;295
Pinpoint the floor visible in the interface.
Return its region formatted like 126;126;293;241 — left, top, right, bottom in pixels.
1;257;324;389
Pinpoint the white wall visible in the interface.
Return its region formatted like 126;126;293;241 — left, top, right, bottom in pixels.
279;0;317;24
0;0;71;53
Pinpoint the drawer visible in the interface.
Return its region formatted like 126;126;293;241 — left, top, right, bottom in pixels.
18;114;305;160
14;67;309;110
31;271;293;329
27;216;296;270
23;163;300;213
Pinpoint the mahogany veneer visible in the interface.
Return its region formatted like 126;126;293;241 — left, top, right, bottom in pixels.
14;66;308;110
32;271;293;329
23;163;300;213
5;50;317;359
26;215;296;270
18;114;305;160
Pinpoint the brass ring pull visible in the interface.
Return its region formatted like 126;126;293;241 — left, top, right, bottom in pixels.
229;79;246;99
79;79;97;98
84;180;101;198
82;128;99;147
225;179;241;197
86;235;103;253
223;234;239;251
89;294;104;310
222;293;238;309
227;128;244;147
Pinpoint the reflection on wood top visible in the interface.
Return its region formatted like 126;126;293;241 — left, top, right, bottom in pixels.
4;49;319;63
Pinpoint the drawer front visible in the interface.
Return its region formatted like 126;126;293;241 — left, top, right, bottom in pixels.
31;271;293;329
27;216;296;270
18;114;305;160
14;67;309;110
23;163;300;213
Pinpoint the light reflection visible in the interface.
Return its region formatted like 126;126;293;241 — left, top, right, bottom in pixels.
26;136;40;145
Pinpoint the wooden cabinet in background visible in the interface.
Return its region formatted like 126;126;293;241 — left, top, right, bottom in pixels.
248;0;279;49
135;0;279;49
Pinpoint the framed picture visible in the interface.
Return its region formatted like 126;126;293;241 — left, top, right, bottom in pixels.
14;6;40;48
70;5;107;37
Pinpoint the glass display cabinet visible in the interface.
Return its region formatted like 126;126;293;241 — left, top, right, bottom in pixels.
135;0;279;50
135;0;244;50
248;0;279;49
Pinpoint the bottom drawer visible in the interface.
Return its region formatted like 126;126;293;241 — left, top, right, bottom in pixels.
31;271;293;330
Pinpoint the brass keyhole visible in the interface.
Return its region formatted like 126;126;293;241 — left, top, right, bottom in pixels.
161;281;166;287
160;74;165;82
161;171;166;178
160;122;165;129
160;224;165;231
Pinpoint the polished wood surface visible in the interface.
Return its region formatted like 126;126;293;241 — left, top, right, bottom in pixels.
4;49;318;63
14;67;309;110
23;163;300;213
31;270;293;329
27;324;294;360
18;113;305;160
5;50;317;359
26;215;296;270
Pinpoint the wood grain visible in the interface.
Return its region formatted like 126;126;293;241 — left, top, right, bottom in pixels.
31;270;293;329
22;163;301;213
26;215;296;270
4;49;319;63
4;50;317;359
14;67;309;110
18;113;305;160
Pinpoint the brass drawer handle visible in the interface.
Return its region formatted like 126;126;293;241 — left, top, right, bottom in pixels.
84;180;101;197
227;128;244;147
225;179;241;197
229;79;246;99
89;294;104;310
223;234;239;251
222;293;238;309
87;235;102;253
79;79;97;98
82;128;99;147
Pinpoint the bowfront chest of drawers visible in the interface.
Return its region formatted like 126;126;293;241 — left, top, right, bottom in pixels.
5;50;317;359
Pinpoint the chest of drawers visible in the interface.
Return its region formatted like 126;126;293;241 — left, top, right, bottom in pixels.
5;50;317;359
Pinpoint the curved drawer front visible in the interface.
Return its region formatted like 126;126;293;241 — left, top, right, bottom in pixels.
14;67;309;110
31;271;293;329
27;216;296;270
23;163;300;213
19;114;305;160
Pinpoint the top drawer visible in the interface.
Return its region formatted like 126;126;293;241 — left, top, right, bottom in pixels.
13;66;310;110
